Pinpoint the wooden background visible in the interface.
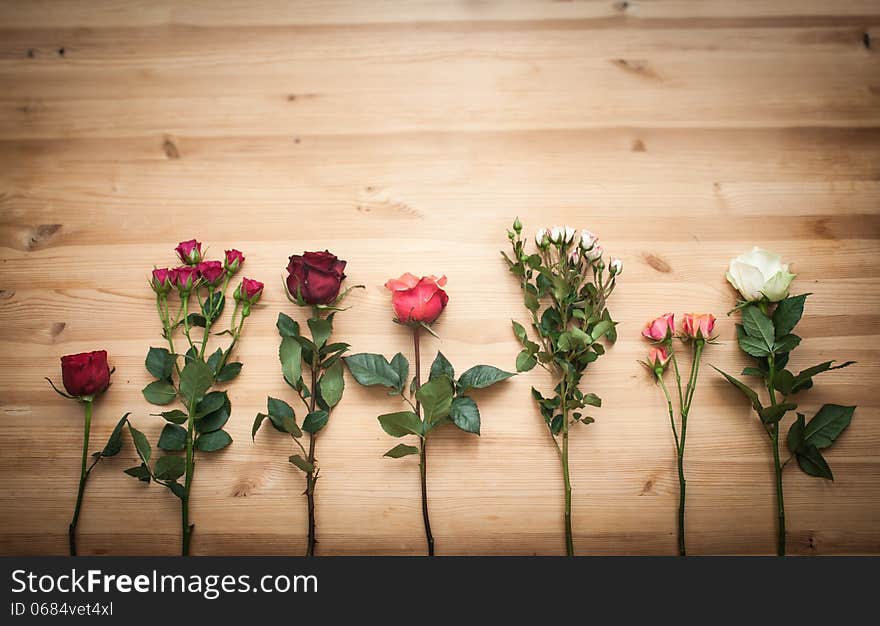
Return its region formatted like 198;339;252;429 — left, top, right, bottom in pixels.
0;0;878;556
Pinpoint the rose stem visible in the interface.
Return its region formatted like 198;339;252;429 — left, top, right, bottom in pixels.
305;348;320;557
69;399;93;556
182;400;196;556
560;380;574;557
413;325;435;556
766;353;785;556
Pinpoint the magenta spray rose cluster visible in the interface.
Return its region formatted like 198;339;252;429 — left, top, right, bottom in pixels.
129;239;263;556
46;351;130;555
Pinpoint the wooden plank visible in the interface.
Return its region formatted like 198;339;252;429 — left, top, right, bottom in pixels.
0;0;878;555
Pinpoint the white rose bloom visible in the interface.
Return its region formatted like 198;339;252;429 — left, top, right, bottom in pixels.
535;228;548;247
580;229;598;251
726;247;796;302
564;226;577;243
550;226;564;244
609;258;623;275
584;245;603;262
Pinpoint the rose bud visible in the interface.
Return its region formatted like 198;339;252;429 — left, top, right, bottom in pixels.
175;239;203;265
569;249;580;265
550;226;564;244
580;229;598;251
234;277;264;305
682;313;716;340
286;250;347;305
564;226;577;244
197;260;225;287
584;244;603;262
150;268;173;294
609;258;623;276
725;247;796;303
647;345;671;374
385;273;449;325
535;228;549;248
513;217;523;234
173;265;200;294
224;249;245;274
61;350;111;399
642;313;675;342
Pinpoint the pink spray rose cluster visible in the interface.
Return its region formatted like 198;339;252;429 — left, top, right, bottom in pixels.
641;313;716;374
151;241;260;306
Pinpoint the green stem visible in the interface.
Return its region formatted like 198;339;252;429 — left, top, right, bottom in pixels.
413;326;434;556
198;287;214;360
181;403;195;556
658;375;685;555
305;355;320;557
559;381;574;557
767;355;785;556
69;399;93;556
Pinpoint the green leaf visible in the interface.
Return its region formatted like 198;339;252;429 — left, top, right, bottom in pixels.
128;424;152;463
168;482;186;499
590;320;615;343
512;320;528;344
516;350;537;372
773;334;801;355
787;413;806;454
303;410;329;434
195;429;232;452
318;360;345;408
195;390;227;417
202;292;225;322
277;312;300;338
713;366;763;412
289;454;314;473
457;365;515;392
738;335;771;358
742;367;766;378
308;317;332;349
154;455;186;481
145;347;174;380
142;380;176;405
389;352;409;392
343;353;401;389
197;396;230;433
159;409;188;424
583;393;602;407
266;397;301;435
279;336;303;388
450;395;481;434
758;402;797;425
378;411;423;438
429;352;454;381
524;291;539;312
206;347;223;375
179;359;214;409
773;293;808;338
252;413;269;440
95;414;128;458
792;361;856;393
186;313;207;328
602;309;617;343
157;424;187;451
124;464;151;482
416;377;454;425
741;305;775;350
216;362;242;382
384;444;419;458
803;404;854;449
267;397;294;419
796;445;834;480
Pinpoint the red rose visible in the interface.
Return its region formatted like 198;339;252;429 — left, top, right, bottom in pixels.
385;273;449;324
197;260;225;286
235;277;264;304
286;251;347;305
172;265;200;293
151;268;173;294
61;350;111;398
224;249;244;274
175;239;202;265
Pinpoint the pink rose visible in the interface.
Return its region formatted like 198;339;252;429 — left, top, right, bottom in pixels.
385;273;449;325
647;346;671;372
197;260;225;286
224;249;244;274
235;277;264;304
682;313;716;340
150;268;173;294
172;265;200;293
175;239;202;265
642;313;674;342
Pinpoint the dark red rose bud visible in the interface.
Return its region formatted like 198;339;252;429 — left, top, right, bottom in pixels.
235;277;264;304
286;250;347;305
175;239;202;265
61;350;111;398
151;268;173;294
197;260;225;286
173;265;200;294
224;249;244;274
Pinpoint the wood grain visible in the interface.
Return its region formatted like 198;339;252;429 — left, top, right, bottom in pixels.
0;0;878;555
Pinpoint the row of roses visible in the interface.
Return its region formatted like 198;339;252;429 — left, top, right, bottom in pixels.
49;234;855;557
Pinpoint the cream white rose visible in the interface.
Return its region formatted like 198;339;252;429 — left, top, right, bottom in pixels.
726;247;796;302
